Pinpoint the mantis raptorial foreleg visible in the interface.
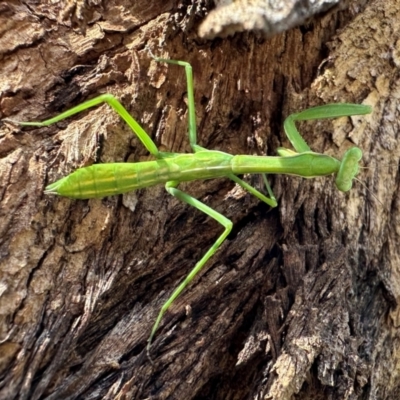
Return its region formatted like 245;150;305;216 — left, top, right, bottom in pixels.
283;103;370;153
6;52;371;355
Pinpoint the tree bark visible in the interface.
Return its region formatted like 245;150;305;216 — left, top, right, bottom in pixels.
1;0;399;399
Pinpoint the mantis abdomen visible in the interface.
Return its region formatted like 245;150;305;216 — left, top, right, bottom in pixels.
46;151;234;199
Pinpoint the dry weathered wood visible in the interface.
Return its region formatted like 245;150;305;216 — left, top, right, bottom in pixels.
198;0;346;39
1;0;399;399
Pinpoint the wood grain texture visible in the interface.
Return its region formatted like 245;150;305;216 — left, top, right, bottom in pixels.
1;0;399;399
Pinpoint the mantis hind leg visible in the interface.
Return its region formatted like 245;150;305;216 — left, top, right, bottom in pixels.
12;94;161;158
147;180;233;352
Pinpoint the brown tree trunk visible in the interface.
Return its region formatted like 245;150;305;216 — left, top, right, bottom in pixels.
1;1;399;399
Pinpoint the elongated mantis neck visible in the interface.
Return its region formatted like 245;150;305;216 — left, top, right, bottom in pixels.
231;152;341;178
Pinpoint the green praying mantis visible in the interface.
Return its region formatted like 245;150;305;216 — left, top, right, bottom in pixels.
10;54;371;353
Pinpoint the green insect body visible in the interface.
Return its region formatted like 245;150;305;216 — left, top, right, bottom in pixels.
12;54;372;353
46;150;346;199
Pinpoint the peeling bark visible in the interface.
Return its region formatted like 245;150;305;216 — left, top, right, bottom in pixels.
1;0;399;399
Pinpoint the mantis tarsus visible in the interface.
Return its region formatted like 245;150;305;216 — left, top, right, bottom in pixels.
12;55;371;353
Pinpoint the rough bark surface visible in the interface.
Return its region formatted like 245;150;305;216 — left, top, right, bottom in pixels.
0;0;399;399
198;0;345;39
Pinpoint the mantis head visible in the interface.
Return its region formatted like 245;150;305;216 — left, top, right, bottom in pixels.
335;147;363;192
